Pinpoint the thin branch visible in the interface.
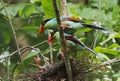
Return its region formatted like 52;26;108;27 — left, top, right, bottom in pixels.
92;0;101;49
47;30;53;64
0;0;27;79
61;0;67;16
52;0;73;81
0;41;47;60
0;0;21;58
85;58;120;74
76;58;120;79
33;40;47;47
0;46;32;60
11;41;48;75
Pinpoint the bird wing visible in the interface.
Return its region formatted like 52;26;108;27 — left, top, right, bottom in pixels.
65;35;105;61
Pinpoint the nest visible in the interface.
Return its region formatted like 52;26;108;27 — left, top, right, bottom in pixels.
26;60;91;81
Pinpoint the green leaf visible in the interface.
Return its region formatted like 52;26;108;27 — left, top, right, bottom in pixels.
19;4;36;17
67;3;81;16
80;8;97;20
30;0;41;3
113;73;120;77
102;49;119;55
112;5;120;20
100;33;120;46
103;0;118;9
113;33;120;38
20;26;39;38
116;52;120;58
0;29;11;47
91;0;118;9
95;46;119;55
40;0;60;18
0;19;11;47
1;5;18;18
40;0;55;18
1;3;30;18
21;26;39;31
108;43;119;49
97;53;110;61
23;50;39;64
75;28;91;35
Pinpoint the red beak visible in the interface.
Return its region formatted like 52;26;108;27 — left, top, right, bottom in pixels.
48;36;54;43
38;27;44;34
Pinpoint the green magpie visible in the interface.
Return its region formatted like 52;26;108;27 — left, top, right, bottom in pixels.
48;31;105;61
39;17;112;35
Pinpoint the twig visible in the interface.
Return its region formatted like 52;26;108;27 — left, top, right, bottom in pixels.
92;0;101;49
0;46;32;60
11;41;48;75
61;0;67;16
75;58;120;80
85;58;120;74
0;41;47;60
0;0;21;60
47;30;53;64
0;40;48;76
33;40;47;47
0;0;26;79
1;40;48;76
52;0;73;81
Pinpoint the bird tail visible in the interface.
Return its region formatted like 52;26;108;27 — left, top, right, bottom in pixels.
66;35;105;61
81;23;116;34
82;23;107;30
77;41;105;61
84;46;105;61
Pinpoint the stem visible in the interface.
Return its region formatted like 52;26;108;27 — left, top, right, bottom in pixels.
0;0;26;78
85;58;120;73
78;58;120;79
52;0;73;81
47;30;53;64
0;41;47;60
61;0;67;16
93;0;101;49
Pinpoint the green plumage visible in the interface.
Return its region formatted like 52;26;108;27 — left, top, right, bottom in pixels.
54;32;95;53
42;17;111;35
44;18;58;30
53;32;105;61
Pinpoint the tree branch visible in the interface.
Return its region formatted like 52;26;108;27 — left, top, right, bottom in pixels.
0;0;21;59
61;0;67;16
85;58;120;74
47;30;53;64
0;0;26;79
0;41;47;60
52;0;73;81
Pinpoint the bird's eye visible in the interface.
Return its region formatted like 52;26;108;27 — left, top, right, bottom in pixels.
51;32;54;36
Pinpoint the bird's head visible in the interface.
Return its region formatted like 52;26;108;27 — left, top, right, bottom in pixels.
48;31;57;43
38;19;51;34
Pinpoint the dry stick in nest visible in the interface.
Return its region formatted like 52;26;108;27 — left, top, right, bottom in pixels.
52;0;73;81
31;61;76;81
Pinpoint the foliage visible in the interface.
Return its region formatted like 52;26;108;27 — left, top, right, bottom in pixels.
0;0;120;81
